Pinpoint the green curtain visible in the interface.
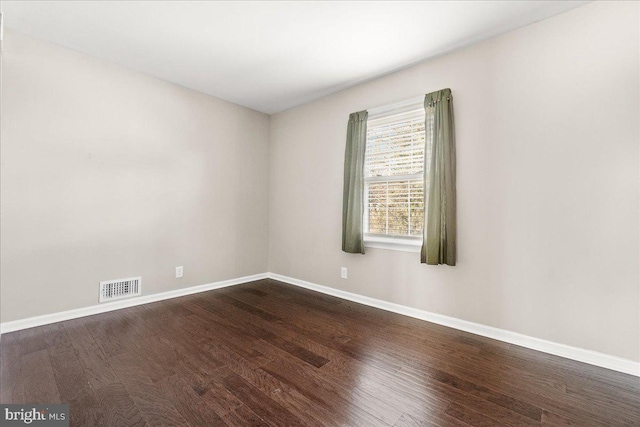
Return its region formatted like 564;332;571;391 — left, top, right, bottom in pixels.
342;110;368;254
422;89;457;265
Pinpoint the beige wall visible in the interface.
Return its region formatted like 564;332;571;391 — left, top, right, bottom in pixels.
2;2;638;363
1;31;270;322
268;1;640;361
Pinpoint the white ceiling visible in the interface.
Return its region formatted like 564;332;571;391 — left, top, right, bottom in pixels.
2;1;588;114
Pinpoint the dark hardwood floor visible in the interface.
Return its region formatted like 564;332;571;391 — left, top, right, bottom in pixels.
1;279;639;426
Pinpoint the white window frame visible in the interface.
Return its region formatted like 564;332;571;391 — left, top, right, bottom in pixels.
363;96;425;253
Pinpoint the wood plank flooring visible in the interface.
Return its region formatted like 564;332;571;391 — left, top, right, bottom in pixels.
1;279;639;426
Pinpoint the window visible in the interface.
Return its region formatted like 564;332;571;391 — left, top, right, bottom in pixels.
364;98;426;252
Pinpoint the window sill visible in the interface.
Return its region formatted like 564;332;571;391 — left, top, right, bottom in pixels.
364;236;422;253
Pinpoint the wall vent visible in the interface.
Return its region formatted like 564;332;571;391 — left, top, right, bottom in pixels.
99;277;142;303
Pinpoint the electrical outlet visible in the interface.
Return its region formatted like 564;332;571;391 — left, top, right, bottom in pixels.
176;266;184;278
341;267;348;279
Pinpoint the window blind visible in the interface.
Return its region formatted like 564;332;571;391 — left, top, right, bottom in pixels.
364;108;426;238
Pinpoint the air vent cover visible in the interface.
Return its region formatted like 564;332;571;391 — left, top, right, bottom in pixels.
99;277;142;303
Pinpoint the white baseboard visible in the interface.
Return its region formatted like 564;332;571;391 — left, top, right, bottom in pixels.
2;271;637;377
267;272;640;377
0;273;268;334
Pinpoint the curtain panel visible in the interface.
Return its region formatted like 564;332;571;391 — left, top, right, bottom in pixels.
342;110;368;254
422;89;457;266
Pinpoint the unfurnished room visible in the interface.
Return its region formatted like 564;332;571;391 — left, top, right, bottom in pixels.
0;1;638;426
